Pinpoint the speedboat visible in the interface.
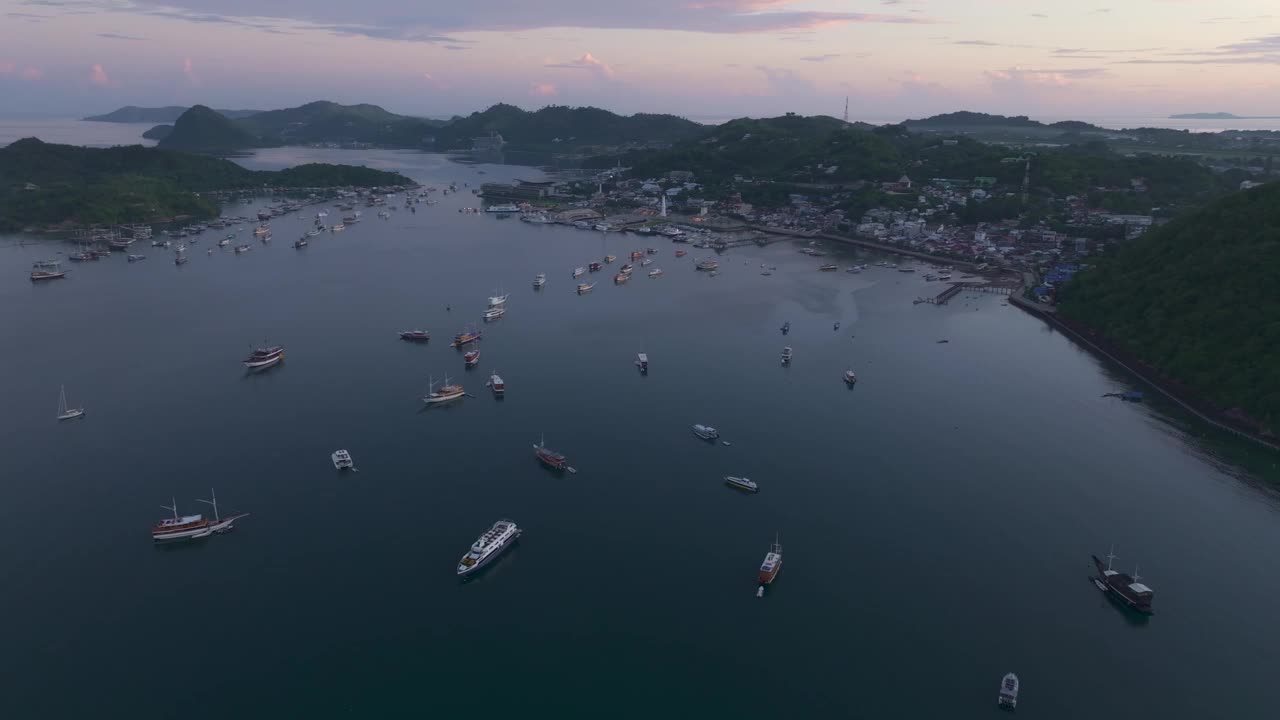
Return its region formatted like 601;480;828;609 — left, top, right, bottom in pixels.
572;266;586;278
844;369;857;385
725;476;758;493
589;262;602;272
819;264;838;271
648;268;663;278
692;424;719;441
641;258;653;266
464;350;480;367
533;273;546;288
127;254;146;263
998;673;1019;710
457;520;521;576
293;237;308;249
399;330;430;342
636;353;649;373
243;345;284;370
603;255;617;264
332;449;354;471
696;259;718;271
234;244;251;254
577;282;595;294
614;273;629;284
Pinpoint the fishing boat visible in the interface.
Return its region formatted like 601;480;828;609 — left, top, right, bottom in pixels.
572;266;586;278
487;372;505;396
533;273;546;288
589;262;602;273
464;350;480;367
451;326;482;347
399;330;430;342
692;424;719;441
577;282;595;294
243;345;284;370
635;353;648;373
456;520;521;576
533;434;572;471
819;264;838;271
604;255;617;264
424;375;466;404
724;476;758;493
781;346;793;365
843;369;857;385
30;260;66;281
648;268;663;278
630;250;645;260
56;385;85;421
483;306;505;321
1091;547;1155;614
614;272;629;284
620;263;633;275
998;673;1020;710
332;449;354;470
696;259;719;271
674;249;688;258
127;254;146;262
152;498;212;542
781;321;790;335
758;533;782;588
293;237;308;249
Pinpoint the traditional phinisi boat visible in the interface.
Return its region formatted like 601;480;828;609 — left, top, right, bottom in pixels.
243;345;284;370
424;375;466;404
757;534;782;594
487;372;505;396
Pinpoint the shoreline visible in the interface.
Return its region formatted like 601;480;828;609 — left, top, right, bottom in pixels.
1010;295;1279;452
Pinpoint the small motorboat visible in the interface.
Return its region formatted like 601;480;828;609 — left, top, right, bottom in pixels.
635;353;648;373
781;346;793;365
572;266;586;278
724;476;758;493
675;249;687;257
819;264;838;271
293;237;308;249
399;330;430;342
781;321;790;335
614;273;629;284
332;449;354;471
641;258;653;266
127;254;146;262
998;673;1019;710
692;424;719;441
843;369;857;385
464;350;480;367
648;268;663;278
603;255;617;264
589;261;602;272
577;282;595;294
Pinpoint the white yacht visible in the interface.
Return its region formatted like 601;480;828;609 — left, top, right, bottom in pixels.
533;273;546;288
332;449;354;471
488;289;508;307
692;424;719;441
57;385;85;421
457;520;521;576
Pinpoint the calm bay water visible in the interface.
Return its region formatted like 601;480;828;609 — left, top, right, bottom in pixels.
3;139;1280;718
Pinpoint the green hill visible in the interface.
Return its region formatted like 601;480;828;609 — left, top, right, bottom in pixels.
0;138;412;231
1058;181;1280;432
157;105;269;152
234;100;442;147
431;103;703;151
84;106;260;123
142;124;173;140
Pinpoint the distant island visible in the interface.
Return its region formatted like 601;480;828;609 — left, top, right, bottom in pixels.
99;100;703;154
84;105;260;123
1168;112;1280;120
0;138;412;232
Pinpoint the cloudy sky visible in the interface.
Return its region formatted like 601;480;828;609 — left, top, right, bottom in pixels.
1;0;1277;121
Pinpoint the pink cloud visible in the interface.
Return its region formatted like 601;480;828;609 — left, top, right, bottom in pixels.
545;52;615;79
0;61;15;75
91;63;112;86
22;66;44;80
182;56;201;86
529;82;557;97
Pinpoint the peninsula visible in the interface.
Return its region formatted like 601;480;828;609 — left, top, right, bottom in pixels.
0;138;412;231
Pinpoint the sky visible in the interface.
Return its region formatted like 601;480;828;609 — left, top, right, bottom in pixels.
1;0;1278;121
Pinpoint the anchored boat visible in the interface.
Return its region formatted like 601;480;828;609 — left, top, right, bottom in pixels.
488;372;505;396
399;330;430;342
757;534;782;596
1091;546;1155;614
464;350;480;368
844;369;857;385
424;375;466;404
635;353;648;373
998;673;1020;710
457;520;521;576
56;385;85;421
692;424;719;441
533;434;574;472
724;476;758;493
332;449;354;470
243;345;284;370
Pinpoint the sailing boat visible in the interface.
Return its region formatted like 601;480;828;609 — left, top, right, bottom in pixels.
488;285;508;307
196;489;250;534
57;385;85;421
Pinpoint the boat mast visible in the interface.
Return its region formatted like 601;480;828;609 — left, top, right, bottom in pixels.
196;489;220;521
1106;544;1117;571
1132;565;1141;584
161;497;179;521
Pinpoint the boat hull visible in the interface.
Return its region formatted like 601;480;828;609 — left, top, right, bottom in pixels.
153;525;213;543
244;354;283;370
457;529;520;576
424;392;465;404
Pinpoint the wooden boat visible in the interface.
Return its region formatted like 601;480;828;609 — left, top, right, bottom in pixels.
424;375;465;404
464;350;480;367
756;534;782;596
399;330;430;342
